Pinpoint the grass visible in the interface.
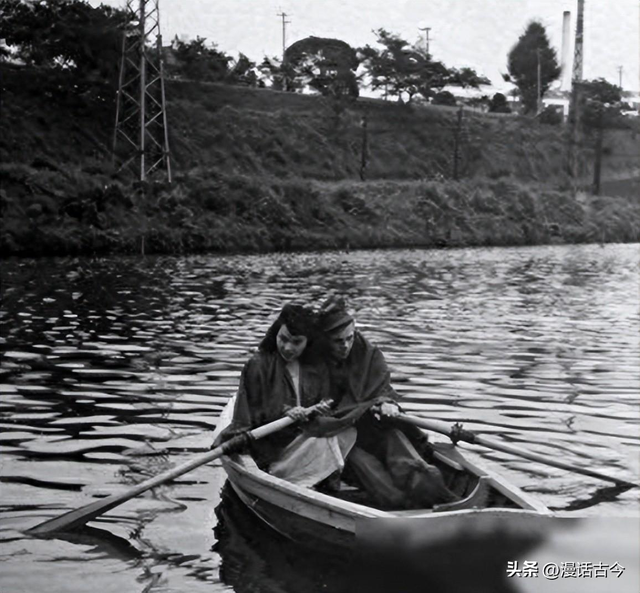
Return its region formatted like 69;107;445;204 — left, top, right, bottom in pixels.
1;64;639;257
3;168;639;256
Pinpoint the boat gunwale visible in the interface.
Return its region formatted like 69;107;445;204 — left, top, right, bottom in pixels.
221;439;552;521
222;454;390;518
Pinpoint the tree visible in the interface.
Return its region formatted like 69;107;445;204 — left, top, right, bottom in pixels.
0;0;126;81
448;67;491;89
358;29;449;102
581;77;622;105
227;53;261;87
167;36;232;82
294;51;360;98
257;56;301;91
359;29;489;103
579;78;625;130
166;37;260;86
507;21;560;114
432;90;456;106
284;36;359;97
488;92;511;113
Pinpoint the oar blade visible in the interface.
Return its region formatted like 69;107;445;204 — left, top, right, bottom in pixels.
27;495;125;536
26;445;228;536
26;410;300;536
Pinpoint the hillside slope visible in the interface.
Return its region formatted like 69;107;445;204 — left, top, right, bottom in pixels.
1;65;639;256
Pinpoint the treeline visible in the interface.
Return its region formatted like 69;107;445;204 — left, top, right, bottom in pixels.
2;0;635;124
1;0;638;257
0;0;489;104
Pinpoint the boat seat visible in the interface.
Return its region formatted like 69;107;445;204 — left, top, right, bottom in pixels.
338;482;360;492
433;476;491;512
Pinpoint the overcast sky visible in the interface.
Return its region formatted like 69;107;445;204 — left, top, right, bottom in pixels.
96;0;640;93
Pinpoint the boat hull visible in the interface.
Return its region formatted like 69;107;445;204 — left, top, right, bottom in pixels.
221;441;551;551
229;479;356;551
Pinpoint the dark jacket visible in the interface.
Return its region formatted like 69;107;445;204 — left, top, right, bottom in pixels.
220;350;330;467
307;331;400;437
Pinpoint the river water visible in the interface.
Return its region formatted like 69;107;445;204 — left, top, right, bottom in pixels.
1;243;638;593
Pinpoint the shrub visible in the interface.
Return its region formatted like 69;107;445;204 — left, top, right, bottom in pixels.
538;106;563;126
489;93;511;113
432;91;457;106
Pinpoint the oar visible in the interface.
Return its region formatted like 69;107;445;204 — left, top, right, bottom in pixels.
396;413;636;489
28;404;323;536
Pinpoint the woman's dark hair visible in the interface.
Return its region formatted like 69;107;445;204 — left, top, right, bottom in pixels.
259;303;318;358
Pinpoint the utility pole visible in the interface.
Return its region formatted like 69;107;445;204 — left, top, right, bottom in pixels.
617;65;623;89
592;106;604;195
277;11;290;62
113;0;171;183
452;107;464;180
277;11;291;91
418;26;432;55
537;47;542;114
359;113;368;181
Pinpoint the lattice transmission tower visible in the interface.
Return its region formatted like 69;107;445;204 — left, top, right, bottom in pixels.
113;0;171;182
571;0;585;83
567;0;586;186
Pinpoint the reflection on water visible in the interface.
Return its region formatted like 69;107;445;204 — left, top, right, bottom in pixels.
215;485;353;593
1;243;638;593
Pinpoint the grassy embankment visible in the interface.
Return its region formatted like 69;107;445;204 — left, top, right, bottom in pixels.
1;65;639;256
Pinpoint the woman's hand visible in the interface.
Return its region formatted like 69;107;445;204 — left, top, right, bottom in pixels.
286;406;309;422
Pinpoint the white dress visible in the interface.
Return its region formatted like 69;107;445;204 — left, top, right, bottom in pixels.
214;361;356;488
269;360;356;487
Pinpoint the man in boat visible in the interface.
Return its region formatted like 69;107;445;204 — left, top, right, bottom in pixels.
310;296;462;509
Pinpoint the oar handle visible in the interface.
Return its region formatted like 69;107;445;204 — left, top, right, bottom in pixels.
396;413;636;489
27;401;328;536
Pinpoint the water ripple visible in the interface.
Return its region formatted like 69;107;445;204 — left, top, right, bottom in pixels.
1;243;638;592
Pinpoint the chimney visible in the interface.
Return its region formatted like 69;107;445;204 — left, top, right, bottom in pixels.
560;11;572;89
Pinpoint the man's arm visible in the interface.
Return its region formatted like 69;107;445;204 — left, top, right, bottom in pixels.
370;347;402;417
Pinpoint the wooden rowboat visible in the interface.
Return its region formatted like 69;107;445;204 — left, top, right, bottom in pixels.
209;393;556;552
220;437;553;552
214;418;640;593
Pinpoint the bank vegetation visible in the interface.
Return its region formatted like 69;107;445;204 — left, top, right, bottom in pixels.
2;64;639;257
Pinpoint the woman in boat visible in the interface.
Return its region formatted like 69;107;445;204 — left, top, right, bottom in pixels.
218;303;356;488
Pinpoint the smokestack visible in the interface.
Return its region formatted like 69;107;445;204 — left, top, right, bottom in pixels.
560;11;571;89
572;0;585;82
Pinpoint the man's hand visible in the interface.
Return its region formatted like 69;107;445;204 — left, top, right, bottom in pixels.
375;402;401;418
314;399;334;417
286;406;309;422
287;400;334;422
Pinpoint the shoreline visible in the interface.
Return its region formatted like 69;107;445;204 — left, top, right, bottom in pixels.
2;66;639;259
3;174;639;258
2;238;636;263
